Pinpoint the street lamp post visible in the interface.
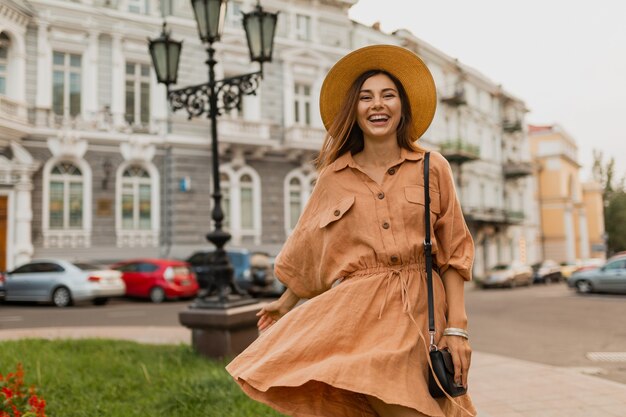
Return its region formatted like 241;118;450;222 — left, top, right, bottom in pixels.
149;0;278;309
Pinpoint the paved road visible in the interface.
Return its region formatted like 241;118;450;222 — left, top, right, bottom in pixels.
2;283;625;384
466;282;626;385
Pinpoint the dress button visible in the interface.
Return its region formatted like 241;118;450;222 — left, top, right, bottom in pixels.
334;210;341;216
382;222;390;229
390;256;399;263
387;167;396;175
377;192;385;200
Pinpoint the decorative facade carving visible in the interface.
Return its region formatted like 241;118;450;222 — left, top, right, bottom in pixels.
47;129;88;159
120;135;156;162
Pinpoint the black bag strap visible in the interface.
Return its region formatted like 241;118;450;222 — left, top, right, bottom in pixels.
423;152;437;351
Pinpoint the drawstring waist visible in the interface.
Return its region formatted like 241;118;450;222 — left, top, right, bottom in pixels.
377;268;416;321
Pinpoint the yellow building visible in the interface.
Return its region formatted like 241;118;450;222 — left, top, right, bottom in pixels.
529;124;605;263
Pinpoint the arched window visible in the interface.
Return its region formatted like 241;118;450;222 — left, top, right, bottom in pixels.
240;174;254;230
217;164;262;245
220;172;231;230
284;168;317;234
49;162;83;229
121;166;151;230
288;177;302;230
0;32;9;95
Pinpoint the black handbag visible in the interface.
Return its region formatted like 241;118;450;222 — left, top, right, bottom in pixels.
423;152;467;398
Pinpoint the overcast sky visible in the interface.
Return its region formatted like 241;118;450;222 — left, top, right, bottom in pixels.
349;0;626;181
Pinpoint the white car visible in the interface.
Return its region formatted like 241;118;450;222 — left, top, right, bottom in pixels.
478;262;533;288
1;259;125;307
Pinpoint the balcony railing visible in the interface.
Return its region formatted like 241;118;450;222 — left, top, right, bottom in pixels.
505;210;525;224
0;95;29;141
462;206;506;224
503;119;523;133
284;125;326;150
218;118;271;144
0;95;27;122
503;161;533;179
439;139;480;164
439;86;467;106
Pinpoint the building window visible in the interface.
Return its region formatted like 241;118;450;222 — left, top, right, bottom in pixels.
295;14;311;41
52;51;81;117
49;162;83;229
219;165;262;244
226;1;242;26
284;169;317;234
288;177;302;230
125;62;151;126
128;0;149;14
294;84;311;126
0;32;9;95
240;174;254;230
220;172;231;230
121;166;152;230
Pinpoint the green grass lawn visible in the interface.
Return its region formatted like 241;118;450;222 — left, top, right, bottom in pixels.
0;339;285;417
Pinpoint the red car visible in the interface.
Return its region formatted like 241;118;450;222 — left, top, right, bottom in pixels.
111;259;199;303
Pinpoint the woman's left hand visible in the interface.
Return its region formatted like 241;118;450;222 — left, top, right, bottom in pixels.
441;335;472;388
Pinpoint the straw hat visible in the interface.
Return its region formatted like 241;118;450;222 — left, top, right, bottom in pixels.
319;44;437;140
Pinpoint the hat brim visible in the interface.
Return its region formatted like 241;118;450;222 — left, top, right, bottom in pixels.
319;44;437;140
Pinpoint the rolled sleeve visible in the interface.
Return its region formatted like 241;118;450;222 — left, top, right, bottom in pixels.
432;153;475;281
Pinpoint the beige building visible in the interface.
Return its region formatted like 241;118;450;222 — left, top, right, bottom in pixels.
529;124;605;263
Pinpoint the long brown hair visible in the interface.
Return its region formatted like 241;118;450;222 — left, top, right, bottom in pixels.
314;70;425;171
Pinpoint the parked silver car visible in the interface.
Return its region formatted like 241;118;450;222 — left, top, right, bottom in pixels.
478;262;533;288
0;260;125;307
568;257;626;294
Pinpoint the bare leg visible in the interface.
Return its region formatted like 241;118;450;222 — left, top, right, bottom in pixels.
365;395;430;417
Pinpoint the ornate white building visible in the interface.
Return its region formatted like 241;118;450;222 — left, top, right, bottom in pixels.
0;0;539;277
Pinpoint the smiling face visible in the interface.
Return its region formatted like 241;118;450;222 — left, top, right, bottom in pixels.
356;73;403;142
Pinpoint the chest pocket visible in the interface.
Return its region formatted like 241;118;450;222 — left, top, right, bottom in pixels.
404;185;441;214
319;195;356;228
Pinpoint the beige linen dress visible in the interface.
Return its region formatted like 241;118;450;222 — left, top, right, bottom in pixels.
226;149;476;417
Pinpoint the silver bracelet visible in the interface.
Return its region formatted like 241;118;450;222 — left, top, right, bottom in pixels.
443;327;469;339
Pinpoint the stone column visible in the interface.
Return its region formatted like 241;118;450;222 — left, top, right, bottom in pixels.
13;169;34;266
11;33;26;115
84;30;100;121
579;209;590;260
110;31;125;128
35;20;52;126
564;207;576;263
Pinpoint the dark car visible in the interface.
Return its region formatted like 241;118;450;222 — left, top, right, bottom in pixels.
110;258;199;303
186;248;283;297
0;272;6;300
532;260;563;283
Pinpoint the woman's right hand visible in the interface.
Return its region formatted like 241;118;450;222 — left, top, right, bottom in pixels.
256;288;300;332
256;299;291;332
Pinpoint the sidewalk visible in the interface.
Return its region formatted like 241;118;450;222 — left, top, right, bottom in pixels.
1;326;625;417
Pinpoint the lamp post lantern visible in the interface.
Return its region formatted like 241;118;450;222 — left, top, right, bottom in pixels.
149;0;278;309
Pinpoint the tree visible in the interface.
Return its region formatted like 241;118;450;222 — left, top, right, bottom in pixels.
592;149;616;201
605;192;626;254
592;149;626;254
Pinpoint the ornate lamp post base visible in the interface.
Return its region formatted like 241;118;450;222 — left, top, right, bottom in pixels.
179;302;262;358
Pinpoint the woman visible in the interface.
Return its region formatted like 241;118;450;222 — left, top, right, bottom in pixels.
226;45;476;417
